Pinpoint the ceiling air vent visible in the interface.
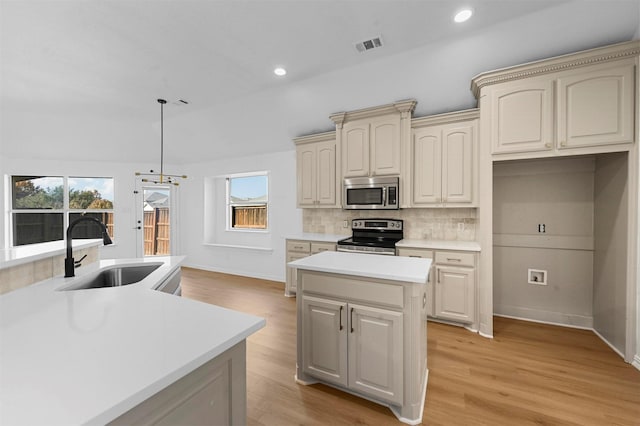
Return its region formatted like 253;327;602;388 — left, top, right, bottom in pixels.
355;36;383;53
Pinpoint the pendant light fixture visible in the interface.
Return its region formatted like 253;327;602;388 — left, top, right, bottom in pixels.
135;98;187;186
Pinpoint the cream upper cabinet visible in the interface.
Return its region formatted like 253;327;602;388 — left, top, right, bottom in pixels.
342;120;371;177
410;111;478;207
341;115;401;178
557;63;635;149
472;42;638;159
489;78;554;155
294;132;339;208
331;100;416;180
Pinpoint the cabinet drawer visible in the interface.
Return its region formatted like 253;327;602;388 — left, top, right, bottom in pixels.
311;242;336;254
301;271;404;309
397;248;433;259
287;240;311;253
287;253;309;263
435;251;475;267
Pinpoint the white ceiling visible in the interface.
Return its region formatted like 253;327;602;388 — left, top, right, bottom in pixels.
1;0;639;165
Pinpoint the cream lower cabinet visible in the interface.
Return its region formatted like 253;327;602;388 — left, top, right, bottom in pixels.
285;239;336;296
398;247;477;326
302;295;403;405
109;341;247;425
296;269;427;424
410;111;478;207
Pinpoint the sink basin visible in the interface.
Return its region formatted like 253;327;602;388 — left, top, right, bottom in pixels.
59;263;162;291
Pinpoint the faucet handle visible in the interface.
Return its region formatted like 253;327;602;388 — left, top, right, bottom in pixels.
74;254;88;267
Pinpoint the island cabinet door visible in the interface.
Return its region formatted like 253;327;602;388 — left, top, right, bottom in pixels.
302;296;348;387
348;303;403;406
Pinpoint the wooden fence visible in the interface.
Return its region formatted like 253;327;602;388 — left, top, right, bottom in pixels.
144;208;170;255
232;205;267;229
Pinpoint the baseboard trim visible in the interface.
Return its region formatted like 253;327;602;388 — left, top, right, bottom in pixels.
633;355;640;371
592;328;625;359
182;262;284;284
494;306;593;329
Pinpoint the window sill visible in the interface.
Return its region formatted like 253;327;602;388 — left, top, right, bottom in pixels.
203;243;273;252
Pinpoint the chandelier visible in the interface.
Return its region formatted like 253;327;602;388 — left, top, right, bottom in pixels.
135;99;187;186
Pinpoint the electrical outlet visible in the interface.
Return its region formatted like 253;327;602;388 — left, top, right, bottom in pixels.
342;220;349;228
538;224;546;233
528;269;547;285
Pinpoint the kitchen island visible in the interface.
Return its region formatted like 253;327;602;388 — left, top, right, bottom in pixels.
0;256;265;425
289;251;431;425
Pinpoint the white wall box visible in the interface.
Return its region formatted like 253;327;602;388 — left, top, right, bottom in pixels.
294;132;340;208
409;110;478;207
330;100;416;185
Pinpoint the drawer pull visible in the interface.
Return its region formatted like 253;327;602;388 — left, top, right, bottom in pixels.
447;258;462;262
339;306;343;331
409;255;421;258
423;293;427;308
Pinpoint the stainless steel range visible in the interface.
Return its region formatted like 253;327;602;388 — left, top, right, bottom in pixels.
337;218;403;256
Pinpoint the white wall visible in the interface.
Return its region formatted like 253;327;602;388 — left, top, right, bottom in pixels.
493;157;596;328
0;156;159;259
180;150;301;282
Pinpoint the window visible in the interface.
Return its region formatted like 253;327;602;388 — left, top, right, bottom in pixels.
10;176;114;246
226;173;268;230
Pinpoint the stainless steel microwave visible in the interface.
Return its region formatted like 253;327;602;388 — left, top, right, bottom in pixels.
343;176;399;210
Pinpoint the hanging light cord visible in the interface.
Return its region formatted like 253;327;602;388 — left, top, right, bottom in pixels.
135;98;187;186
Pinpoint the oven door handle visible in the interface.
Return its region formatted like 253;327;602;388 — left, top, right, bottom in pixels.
337;246;396;255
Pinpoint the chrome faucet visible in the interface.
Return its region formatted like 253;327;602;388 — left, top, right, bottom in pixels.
65;216;113;277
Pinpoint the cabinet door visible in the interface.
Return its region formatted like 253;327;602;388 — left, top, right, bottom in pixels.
370;116;401;176
435;266;475;324
412;126;442;204
490;78;554;154
557;63;635;149
315;141;337;206
296;144;317;207
442;123;474;204
286;253;308;295
342;121;370;178
348;303;403;405
302;296;348;387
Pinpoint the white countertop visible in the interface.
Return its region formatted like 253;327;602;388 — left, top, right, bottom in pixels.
0;239;102;269
286;233;347;243
0;256;266;426
397;239;481;252
289;251;431;284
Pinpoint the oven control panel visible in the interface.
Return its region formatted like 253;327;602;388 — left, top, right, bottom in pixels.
352;219;403;230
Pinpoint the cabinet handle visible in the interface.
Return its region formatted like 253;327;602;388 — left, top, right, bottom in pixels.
409;255;421;258
437;270;441;284
339;306;343;331
545;143;552;148
350;307;354;333
447;258;461;262
423;293;427;308
560;141;567;147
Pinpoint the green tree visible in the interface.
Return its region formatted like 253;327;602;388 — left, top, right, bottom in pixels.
69;189;113;209
14;180;63;209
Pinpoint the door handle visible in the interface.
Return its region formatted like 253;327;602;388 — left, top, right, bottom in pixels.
350;307;354;333
339;306;343;331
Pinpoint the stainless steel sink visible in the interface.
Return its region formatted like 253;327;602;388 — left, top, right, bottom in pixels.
59;263;162;291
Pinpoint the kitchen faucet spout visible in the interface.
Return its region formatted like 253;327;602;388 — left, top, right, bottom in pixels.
65;216;112;277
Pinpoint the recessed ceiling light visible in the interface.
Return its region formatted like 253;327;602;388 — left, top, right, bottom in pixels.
274;67;287;76
454;8;473;23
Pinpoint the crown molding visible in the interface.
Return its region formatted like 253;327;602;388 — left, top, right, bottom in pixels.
470;40;640;98
329;99;417;124
293;130;336;145
411;108;479;128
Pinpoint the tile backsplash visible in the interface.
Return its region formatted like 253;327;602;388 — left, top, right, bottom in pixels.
303;208;477;241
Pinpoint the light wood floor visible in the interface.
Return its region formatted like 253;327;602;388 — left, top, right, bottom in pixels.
180;267;640;426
